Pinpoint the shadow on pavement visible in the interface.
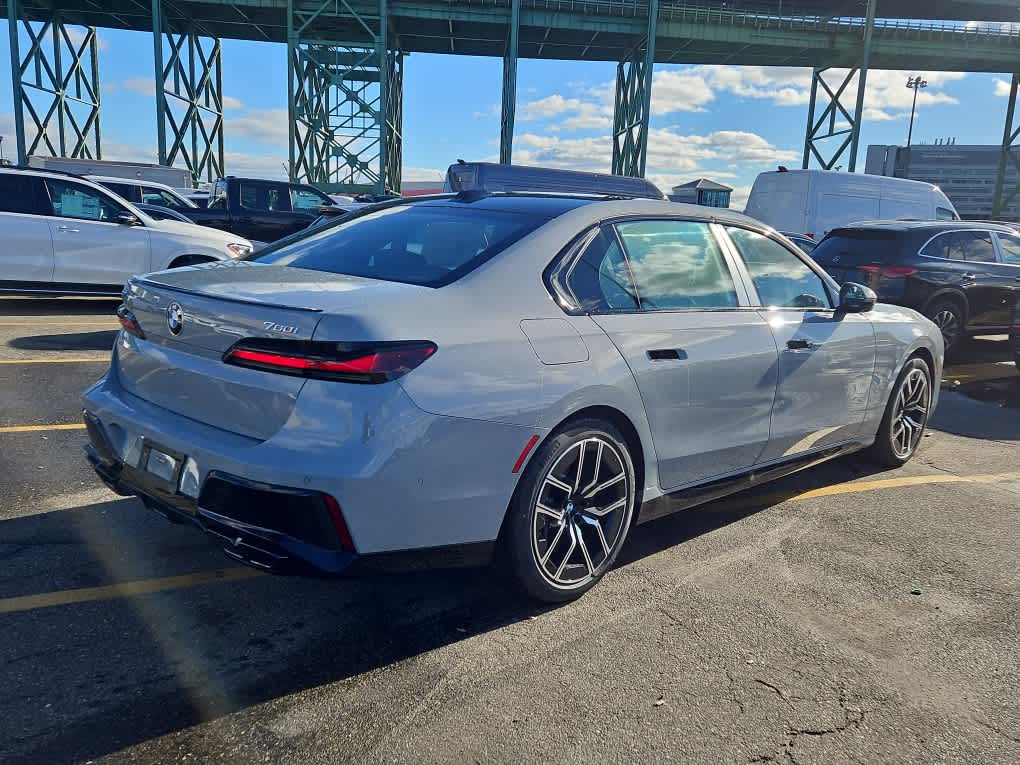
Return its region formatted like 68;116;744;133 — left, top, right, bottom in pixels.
0;297;120;317
8;330;119;352
0;455;892;764
936;337;1020;438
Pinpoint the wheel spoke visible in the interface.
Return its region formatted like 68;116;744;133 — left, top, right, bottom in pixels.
536;503;563;522
575;524;595;574
554;529;577;580
539;522;567;566
592;518;610;555
573;441;587;492
582;471;625;499
580;440;603;496
544;474;572;494
585;496;627;518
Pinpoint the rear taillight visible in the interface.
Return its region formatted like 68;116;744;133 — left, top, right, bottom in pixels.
858;265;918;278
116;304;145;339
224;339;436;384
323;494;356;553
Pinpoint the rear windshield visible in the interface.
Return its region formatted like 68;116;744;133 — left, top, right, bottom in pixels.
252;203;549;287
811;229;901;264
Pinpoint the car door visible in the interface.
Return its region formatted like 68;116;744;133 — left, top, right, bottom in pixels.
944;230;1013;328
990;232;1020;327
581;219;780;491
0;172;55;287
43;178;151;287
722;226;876;462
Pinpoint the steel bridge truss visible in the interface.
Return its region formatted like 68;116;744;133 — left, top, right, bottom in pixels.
993;74;1020;218
288;1;401;195
612;0;657;177
5;3;101;163
152;1;225;184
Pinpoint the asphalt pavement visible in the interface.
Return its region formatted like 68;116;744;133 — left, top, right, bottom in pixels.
1;297;1018;765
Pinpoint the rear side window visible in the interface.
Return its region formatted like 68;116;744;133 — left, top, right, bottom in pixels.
239;181;292;212
566;228;639;312
254;204;549;287
614;220;738;310
290;186;327;211
936;206;957;221
924;231;997;263
0;174;48;215
45;179;125;222
996;232;1020;265
727;227;831;309
102;181;141;202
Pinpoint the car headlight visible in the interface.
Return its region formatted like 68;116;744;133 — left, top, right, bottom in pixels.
226;242;252;258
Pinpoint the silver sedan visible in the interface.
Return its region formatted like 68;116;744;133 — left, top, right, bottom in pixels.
83;194;942;602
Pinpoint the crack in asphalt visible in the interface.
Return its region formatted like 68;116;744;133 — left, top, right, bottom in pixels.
753;677;795;708
725;669;746;715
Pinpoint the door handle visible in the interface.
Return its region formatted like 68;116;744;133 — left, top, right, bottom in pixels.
647;348;687;361
960;272;976;281
57;225;79;232
786;338;819;351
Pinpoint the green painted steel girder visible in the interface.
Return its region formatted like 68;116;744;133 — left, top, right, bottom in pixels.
499;0;519;165
152;0;226;184
6;1;102;164
992;74;1020;219
287;0;401;195
612;0;657;178
802;0;876;173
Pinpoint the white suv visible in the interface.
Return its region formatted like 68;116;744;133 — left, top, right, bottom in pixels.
0;167;253;296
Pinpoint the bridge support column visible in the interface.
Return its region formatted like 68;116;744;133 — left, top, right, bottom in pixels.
612;0;657;177
992;74;1020;219
6;1;101;164
802;0;875;172
499;0;520;165
287;0;402;195
152;0;225;184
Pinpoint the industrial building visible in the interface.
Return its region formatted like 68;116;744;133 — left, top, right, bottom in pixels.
865;144;1020;220
668;179;732;208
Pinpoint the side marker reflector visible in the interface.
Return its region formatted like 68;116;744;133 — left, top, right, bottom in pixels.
512;435;541;474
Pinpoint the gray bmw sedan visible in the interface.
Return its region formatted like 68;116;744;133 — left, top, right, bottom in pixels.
83;193;942;602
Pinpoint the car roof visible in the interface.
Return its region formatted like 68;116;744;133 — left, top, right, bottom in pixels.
85;175;175;189
831;220;1017;233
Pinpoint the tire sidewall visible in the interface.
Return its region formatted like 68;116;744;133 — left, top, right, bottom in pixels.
926;299;965;356
504;419;637;603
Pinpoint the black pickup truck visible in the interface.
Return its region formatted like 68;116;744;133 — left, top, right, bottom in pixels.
182;176;336;242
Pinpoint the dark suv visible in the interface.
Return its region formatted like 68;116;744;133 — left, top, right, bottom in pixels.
811;221;1020;354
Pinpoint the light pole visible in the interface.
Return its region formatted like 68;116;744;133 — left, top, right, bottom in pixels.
905;75;928;148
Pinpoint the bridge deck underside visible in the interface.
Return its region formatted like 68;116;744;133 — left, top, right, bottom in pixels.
3;1;1018;72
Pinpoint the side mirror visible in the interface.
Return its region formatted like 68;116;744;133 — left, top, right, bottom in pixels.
838;282;877;314
116;211;141;226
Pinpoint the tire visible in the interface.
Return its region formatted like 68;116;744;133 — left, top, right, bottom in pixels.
502;419;637;603
924;298;966;358
866;357;933;468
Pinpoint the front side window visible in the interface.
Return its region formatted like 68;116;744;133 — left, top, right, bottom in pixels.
254;203;548;287
996;232;1020;265
103;181;140;202
613;220;738;310
44;179;125;222
291;186;328;211
565;228;639;312
726;226;831;309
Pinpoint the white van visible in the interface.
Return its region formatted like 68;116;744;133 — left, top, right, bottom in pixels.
744;169;958;239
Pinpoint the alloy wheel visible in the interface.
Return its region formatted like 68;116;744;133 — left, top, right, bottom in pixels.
891;367;930;459
932;309;960;350
531;437;632;589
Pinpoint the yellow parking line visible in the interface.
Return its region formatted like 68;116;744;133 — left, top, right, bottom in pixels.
0;357;108;364
0;567;263;615
1;470;1016;616
0;423;87;433
0;322;117;328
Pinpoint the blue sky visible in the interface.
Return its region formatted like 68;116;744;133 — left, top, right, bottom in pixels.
1;23;1016;208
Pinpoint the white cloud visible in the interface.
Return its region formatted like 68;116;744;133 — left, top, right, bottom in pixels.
226;108;290;148
105;77;157;98
222;95;244;111
649;69;716;113
402;166;445;182
994;78;1015;97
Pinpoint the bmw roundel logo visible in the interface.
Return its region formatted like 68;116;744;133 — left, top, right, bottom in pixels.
166;302;183;335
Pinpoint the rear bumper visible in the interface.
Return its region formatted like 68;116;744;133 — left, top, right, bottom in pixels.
82;363;540;572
